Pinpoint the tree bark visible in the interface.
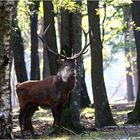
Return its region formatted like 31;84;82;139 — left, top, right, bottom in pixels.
127;1;140;124
43;1;58;77
60;1;90;131
87;1;116;128
29;1;40;80
11;1;28;82
0;1;15;138
123;6;135;101
61;9;72;57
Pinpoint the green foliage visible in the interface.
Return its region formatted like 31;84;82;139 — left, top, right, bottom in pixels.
53;0;80;13
98;0;135;69
17;0;30;48
16;0;136;70
17;0;30;31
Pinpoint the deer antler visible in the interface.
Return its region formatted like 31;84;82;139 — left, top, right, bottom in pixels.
71;27;91;59
38;24;66;59
38;24;91;60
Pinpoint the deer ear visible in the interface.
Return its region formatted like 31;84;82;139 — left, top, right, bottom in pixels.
57;59;65;65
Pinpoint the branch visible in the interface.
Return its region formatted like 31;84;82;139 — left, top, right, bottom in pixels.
102;3;106;44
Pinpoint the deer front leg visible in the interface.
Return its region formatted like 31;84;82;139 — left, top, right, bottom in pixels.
51;104;62;127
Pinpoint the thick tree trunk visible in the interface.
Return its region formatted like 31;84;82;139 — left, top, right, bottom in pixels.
123;6;135;102
43;1;58;77
61;2;90;131
70;5;82;129
87;1;116;127
127;1;140;124
0;1;15;138
71;7;90;113
30;1;40;80
11;2;28;82
61;7;90;109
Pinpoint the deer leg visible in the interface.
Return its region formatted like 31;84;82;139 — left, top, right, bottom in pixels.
19;108;26;138
51;104;62;126
23;106;38;137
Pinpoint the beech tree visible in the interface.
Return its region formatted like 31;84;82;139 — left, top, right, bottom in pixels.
87;1;116;127
60;1;90;130
43;1;58;77
123;6;135;102
11;1;28;83
127;1;140;123
29;1;40;80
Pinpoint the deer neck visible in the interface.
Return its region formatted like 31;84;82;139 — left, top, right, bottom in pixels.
57;70;75;83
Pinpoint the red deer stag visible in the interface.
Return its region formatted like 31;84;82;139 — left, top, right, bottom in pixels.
16;25;91;138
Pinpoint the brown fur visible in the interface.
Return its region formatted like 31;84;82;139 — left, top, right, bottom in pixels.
16;59;76;138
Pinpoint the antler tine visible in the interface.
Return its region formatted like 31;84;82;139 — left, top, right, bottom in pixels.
38;24;66;59
71;26;91;59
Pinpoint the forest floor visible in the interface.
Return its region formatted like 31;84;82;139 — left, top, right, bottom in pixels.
13;102;140;139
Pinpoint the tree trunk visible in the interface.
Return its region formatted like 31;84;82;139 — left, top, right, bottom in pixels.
61;6;90;109
124;48;134;101
87;1;116;128
123;6;135;101
70;4;82;129
0;1;15;138
43;1;58;77
127;1;140;124
60;1;90;131
71;5;90;111
29;1;40;80
11;1;28;82
61;9;72;57
131;47;138;98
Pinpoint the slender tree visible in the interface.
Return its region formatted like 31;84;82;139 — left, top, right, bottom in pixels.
43;1;58;77
0;1;15;138
123;6;135;101
87;1;116;127
127;1;140;123
29;1;40;80
11;1;28;82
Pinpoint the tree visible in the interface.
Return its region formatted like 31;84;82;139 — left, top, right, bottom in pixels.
0;1;15;138
11;1;28;83
60;1;90;131
123;6;135;101
29;1;40;80
127;1;140;123
87;1;116;127
43;1;58;77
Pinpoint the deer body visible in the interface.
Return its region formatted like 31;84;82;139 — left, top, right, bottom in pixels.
17;59;76;137
17;75;74;107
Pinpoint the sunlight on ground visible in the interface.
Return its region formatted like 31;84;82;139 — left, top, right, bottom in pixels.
13;103;140;139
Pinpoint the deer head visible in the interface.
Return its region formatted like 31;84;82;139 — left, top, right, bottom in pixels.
38;24;91;81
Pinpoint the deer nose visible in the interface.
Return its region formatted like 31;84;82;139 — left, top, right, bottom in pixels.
70;69;75;75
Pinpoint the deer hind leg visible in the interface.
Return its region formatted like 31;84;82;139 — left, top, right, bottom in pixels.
23;105;38;138
19;108;26;138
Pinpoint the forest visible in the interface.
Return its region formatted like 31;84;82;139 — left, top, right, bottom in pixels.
0;0;140;139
